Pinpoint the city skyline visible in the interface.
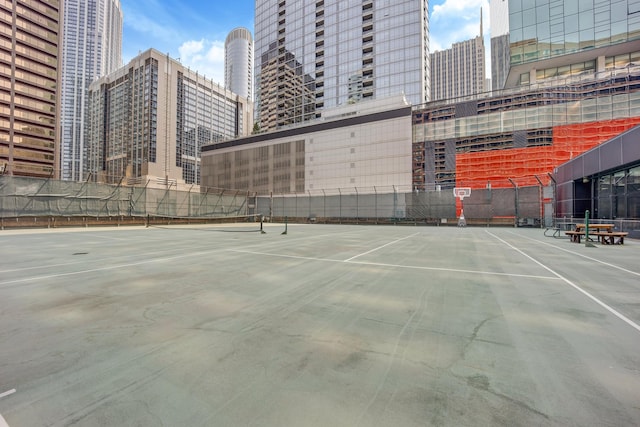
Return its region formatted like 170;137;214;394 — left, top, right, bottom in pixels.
122;0;491;85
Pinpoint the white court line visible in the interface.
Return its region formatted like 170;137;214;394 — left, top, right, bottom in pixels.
0;249;220;287
0;389;14;427
231;248;560;280
0;389;14;399
230;249;333;263
505;230;640;277
487;230;640;334
343;232;420;262
0;246;206;274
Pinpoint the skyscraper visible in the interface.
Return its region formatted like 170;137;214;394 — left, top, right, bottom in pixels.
86;49;253;188
505;0;640;88
254;0;429;131
225;27;253;101
430;14;486;102
413;0;640;193
0;0;61;178
490;0;510;91
60;0;122;181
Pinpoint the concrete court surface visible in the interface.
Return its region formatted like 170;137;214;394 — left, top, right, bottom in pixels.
0;223;639;427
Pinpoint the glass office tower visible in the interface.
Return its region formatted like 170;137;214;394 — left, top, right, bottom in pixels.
490;0;510;91
0;0;61;178
225;27;253;101
506;0;640;87
254;0;429;131
60;0;122;181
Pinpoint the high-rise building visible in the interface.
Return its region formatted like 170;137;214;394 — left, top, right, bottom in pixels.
0;0;61;178
225;27;253;101
254;0;429;131
86;49;253;189
60;0;123;181
490;0;510;91
506;0;640;88
413;0;640;197
430;14;486;102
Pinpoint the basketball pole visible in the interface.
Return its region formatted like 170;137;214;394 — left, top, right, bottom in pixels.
458;196;466;227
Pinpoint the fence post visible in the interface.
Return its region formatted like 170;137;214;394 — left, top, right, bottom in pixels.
534;175;544;228
322;189;326;221
355;187;359;223
339;188;342;224
374;186;378;224
393;185;397;223
508;178;518;227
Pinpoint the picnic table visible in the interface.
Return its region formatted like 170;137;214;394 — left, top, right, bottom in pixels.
565;224;628;244
574;224;614;232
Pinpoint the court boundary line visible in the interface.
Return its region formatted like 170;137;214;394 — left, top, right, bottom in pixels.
504;230;640;277
0;390;14;399
0;249;225;287
486;230;640;334
344;232;420;262
230;248;560;280
0;389;14;427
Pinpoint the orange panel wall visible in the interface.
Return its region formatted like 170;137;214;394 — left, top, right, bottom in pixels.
455;117;640;189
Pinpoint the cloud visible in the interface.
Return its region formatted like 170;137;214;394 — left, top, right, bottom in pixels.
430;0;492;78
178;39;226;85
432;0;488;21
123;7;180;43
430;0;490;52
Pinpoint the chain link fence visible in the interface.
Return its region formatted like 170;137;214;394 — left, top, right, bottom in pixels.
258;185;547;227
1;175;555;228
0;176;254;228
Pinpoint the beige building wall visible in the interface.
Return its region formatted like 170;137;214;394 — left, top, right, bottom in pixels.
201;95;413;194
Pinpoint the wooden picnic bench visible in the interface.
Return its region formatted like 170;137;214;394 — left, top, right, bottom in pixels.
565;230;586;243
591;231;628;245
565;224;628;244
575;224;615;232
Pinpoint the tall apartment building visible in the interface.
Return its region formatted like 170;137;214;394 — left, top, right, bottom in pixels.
0;0;61;178
225;27;253;101
430;16;486;102
490;0;510;91
86;49;253;188
60;0;123;181
506;0;640;88
254;0;429;131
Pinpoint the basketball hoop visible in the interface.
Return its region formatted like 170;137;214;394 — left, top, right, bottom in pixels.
453;187;471;200
453;187;471;227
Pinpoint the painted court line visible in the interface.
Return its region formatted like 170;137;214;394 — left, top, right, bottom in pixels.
0;389;14;399
0;249;222;287
344;232;420;262
0;389;14;427
231;248;560;280
487;230;640;334
505;230;640;277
